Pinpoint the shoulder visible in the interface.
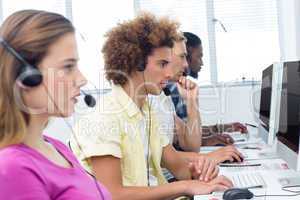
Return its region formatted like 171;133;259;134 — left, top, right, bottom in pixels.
72;92;122;146
0;146;42;179
0;145;29;165
0;147;49;199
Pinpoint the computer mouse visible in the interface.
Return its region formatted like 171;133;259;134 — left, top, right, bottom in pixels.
222;156;244;163
223;188;254;200
215;143;226;147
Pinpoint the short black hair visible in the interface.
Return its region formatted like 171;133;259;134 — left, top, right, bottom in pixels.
183;32;201;48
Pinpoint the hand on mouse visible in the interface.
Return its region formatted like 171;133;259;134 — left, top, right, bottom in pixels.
206;145;244;164
183;175;233;196
188;155;219;182
224;122;248;133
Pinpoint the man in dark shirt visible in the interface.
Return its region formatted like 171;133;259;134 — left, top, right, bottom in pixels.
168;32;248;149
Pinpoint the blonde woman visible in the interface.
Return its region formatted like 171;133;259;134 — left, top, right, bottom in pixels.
0;10;111;200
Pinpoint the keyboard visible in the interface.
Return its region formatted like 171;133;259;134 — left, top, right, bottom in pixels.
228;172;267;189
238;148;279;161
224;131;249;143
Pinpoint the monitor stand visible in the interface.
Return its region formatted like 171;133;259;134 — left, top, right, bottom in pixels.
258;123;269;144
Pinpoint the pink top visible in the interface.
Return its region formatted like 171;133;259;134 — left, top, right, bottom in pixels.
0;135;111;200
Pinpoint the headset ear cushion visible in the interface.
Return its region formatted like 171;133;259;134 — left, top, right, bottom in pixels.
136;57;147;72
137;61;145;72
18;65;43;87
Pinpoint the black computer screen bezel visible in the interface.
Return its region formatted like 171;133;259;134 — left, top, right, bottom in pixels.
277;61;300;153
259;64;273;131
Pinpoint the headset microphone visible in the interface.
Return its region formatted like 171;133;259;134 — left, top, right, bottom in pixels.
163;86;171;96
163;71;188;96
80;90;96;107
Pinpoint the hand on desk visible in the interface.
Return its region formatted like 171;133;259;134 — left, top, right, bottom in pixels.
206;145;244;164
184;175;233;196
188;155;219;182
225;122;248;133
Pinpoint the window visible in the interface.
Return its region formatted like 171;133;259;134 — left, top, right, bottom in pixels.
137;0;280;84
0;0;134;89
213;0;280;82
72;0;134;89
0;0;280;85
137;0;212;84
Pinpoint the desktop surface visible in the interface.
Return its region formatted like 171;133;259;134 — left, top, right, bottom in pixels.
194;168;300;200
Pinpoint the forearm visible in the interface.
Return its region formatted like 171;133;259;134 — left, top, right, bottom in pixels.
161;145;195;180
185;99;202;151
170;151;202;180
167;152;192;180
213;123;234;133
91;155;189;200
202;123;230;135
175;115;201;152
111;182;189;200
177;151;199;163
202;125;215;136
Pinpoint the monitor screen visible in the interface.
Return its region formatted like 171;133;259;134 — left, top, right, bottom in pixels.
259;64;273;131
277;61;300;153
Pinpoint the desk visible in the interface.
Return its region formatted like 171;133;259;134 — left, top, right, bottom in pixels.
195;130;300;200
194;170;300;199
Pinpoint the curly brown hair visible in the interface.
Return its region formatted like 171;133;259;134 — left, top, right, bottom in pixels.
102;13;180;85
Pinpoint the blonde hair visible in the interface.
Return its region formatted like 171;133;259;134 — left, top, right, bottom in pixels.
0;10;74;148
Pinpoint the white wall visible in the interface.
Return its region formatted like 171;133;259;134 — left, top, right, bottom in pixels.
199;83;261;126
45;84;261;143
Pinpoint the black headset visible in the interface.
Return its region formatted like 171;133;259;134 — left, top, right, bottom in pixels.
137;58;146;72
0;37;43;87
0;37;96;107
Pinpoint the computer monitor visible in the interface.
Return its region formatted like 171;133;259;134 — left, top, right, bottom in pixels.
257;64;273;144
276;61;300;171
259;65;273;129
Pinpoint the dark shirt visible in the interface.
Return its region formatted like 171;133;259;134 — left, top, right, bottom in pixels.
167;68;198;120
166;68;198;150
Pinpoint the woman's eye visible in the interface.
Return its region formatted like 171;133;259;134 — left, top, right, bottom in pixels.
64;64;75;72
